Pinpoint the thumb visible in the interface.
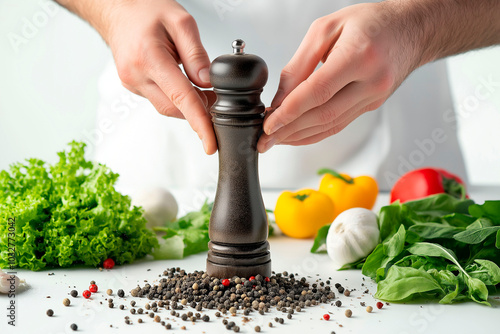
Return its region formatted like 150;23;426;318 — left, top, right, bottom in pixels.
171;17;211;88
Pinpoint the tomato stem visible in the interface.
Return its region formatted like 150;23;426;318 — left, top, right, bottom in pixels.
317;168;354;184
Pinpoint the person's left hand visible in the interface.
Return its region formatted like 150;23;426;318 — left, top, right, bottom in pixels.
257;2;422;153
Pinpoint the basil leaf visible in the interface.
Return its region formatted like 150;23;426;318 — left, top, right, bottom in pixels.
497;230;500;249
464;275;490;306
466;217;494;230
469;201;500;222
407;242;469;278
408;223;464;239
362;244;389;279
378;203;404;242
474;259;500;285
440;213;476;228
383;225;406;257
404;194;474;219
310;224;330;254
453;226;500;244
374;266;443;301
439;281;461;304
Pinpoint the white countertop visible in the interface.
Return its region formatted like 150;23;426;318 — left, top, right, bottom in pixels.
4;187;500;334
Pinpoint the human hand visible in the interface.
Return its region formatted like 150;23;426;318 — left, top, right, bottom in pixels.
99;0;216;154
258;2;421;153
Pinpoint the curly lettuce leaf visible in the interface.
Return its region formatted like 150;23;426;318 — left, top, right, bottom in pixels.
0;142;158;271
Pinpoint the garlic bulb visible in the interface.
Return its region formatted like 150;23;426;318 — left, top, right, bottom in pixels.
326;208;380;267
132;187;178;229
0;270;24;294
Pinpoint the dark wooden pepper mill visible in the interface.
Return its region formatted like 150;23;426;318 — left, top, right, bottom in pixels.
206;39;271;278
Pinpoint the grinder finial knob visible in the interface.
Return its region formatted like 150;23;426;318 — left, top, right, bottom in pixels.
232;39;245;54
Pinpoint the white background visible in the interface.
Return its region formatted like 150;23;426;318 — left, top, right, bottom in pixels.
1;0;500;186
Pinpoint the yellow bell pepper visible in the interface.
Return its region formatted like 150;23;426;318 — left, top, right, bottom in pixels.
318;168;378;219
274;189;335;239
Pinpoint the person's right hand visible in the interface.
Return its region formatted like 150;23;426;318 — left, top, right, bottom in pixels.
96;0;217;154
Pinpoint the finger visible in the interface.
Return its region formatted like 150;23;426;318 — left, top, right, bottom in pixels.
146;47;216;154
264;47;358;136
166;10;211;88
122;82;144;97
141;82;184;119
141;83;211;119
201;89;217;109
258;81;363;152
280;105;371;146
271;16;342;108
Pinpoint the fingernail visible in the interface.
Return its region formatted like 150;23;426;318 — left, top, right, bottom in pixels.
267;122;284;135
261;137;276;153
202;138;209;154
199;68;210;84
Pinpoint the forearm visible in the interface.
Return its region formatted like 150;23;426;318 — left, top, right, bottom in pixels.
386;0;500;66
54;0;115;41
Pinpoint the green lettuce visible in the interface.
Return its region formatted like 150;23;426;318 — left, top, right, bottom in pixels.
0;142;158;271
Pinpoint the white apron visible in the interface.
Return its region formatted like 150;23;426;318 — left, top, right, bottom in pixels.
91;0;467;195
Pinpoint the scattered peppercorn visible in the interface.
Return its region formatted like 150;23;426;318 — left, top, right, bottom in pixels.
366;306;373;313
70;323;78;331
125;319;130;325
255;325;261;332
202;315;210;322
155;315;161;322
138;319;143;323
108;303;114;308
130;308;136;314
287;314;292;319
269;322;273;328
106;289;113;296
117;289;125;298
82;290;91;299
90;280;96;285
166;323;172;329
345;309;352;318
46;309;54;317
119;305;125;310
103;258;115;269
279;318;284;324
323;314;330;321
376;302;384;309
70;290;78;298
335;300;342;307
233;326;240;332
344;289;350;297
63;298;71;306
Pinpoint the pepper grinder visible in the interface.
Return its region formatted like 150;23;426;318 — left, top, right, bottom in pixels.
206;39;271;278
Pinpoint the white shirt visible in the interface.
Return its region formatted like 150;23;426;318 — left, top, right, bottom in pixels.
93;0;467;196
